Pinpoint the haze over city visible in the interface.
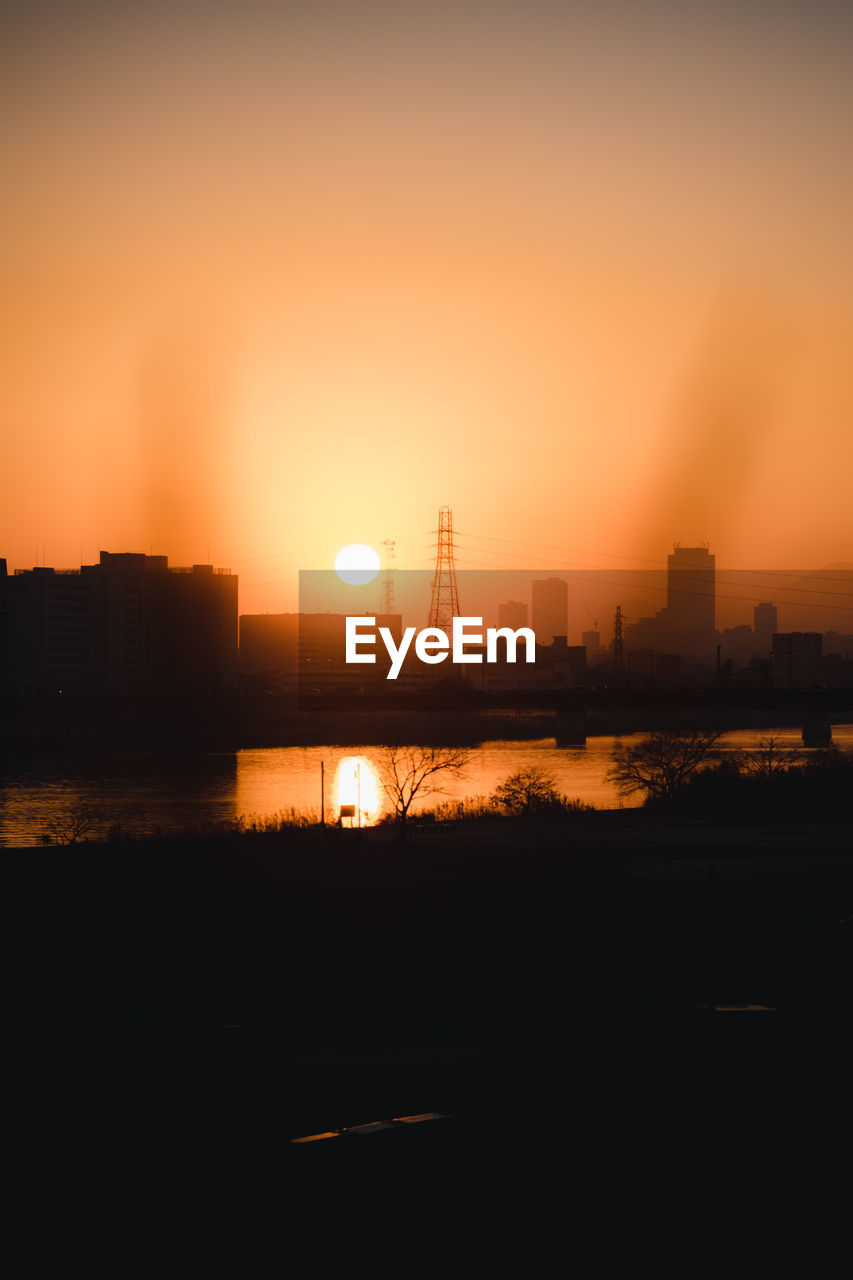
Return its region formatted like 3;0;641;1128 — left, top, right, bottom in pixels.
7;5;853;1239
3;1;853;614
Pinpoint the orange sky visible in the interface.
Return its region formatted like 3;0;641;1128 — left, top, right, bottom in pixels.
2;1;853;613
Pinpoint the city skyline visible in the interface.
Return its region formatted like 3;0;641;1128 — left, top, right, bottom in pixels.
8;538;853;642
5;2;853;1221
7;529;853;622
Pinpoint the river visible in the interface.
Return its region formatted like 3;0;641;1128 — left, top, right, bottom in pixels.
2;725;851;847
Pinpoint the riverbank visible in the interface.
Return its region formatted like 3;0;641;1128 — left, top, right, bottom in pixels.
5;812;853;1027
6;813;852;1236
3;687;853;751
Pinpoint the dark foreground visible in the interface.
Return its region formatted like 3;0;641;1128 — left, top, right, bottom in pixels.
5;816;853;1256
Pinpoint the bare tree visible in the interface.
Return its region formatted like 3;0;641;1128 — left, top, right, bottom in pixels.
491;766;560;815
376;745;470;834
42;803;106;846
606;730;723;803
739;736;800;781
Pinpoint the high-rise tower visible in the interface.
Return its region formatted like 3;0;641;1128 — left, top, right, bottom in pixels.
667;544;715;634
754;601;778;643
531;577;568;645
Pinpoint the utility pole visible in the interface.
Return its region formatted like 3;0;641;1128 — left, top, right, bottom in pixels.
320;760;325;827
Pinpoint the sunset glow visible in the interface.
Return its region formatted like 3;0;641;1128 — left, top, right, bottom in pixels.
6;1;853;1203
335;756;382;826
2;4;853;613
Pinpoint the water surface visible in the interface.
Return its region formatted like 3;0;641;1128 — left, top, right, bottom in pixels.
3;725;850;847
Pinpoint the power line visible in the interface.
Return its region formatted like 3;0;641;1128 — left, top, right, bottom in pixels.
409;557;853;616
454;529;666;567
444;541;853;602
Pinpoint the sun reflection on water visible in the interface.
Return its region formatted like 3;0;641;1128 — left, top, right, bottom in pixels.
334;756;383;826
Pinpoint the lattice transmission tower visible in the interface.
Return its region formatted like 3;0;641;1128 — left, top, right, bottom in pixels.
428;506;460;630
379;539;396;614
612;605;624;666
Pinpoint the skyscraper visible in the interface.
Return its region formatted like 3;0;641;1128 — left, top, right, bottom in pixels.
531;578;568;646
754;602;778;644
666;544;715;635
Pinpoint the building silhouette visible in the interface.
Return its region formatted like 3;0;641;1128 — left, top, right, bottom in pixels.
531;578;568;646
0;559;9;691
9;565;93;692
582;627;607;664
666;544;715;635
498;600;528;631
772;632;822;689
542;636;587;685
4;552;237;693
754;602;778;647
239;612;403;692
624;544;716;660
719;624;758;668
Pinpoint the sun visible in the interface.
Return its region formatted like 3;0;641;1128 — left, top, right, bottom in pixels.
334;543;381;586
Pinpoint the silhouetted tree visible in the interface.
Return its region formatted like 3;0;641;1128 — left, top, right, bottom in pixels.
491;766;561;815
42;803;106;846
802;744;850;773
606;730;723;803
377;745;470;836
739;736;800;780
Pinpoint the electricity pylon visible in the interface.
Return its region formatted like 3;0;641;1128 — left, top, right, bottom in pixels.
613;605;624;666
379;539;396;614
428;506;460;630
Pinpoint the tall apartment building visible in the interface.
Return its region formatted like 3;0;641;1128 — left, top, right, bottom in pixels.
667;544;715;634
5;552;237;693
7;566;94;692
754;602;778;647
531;578;568;646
